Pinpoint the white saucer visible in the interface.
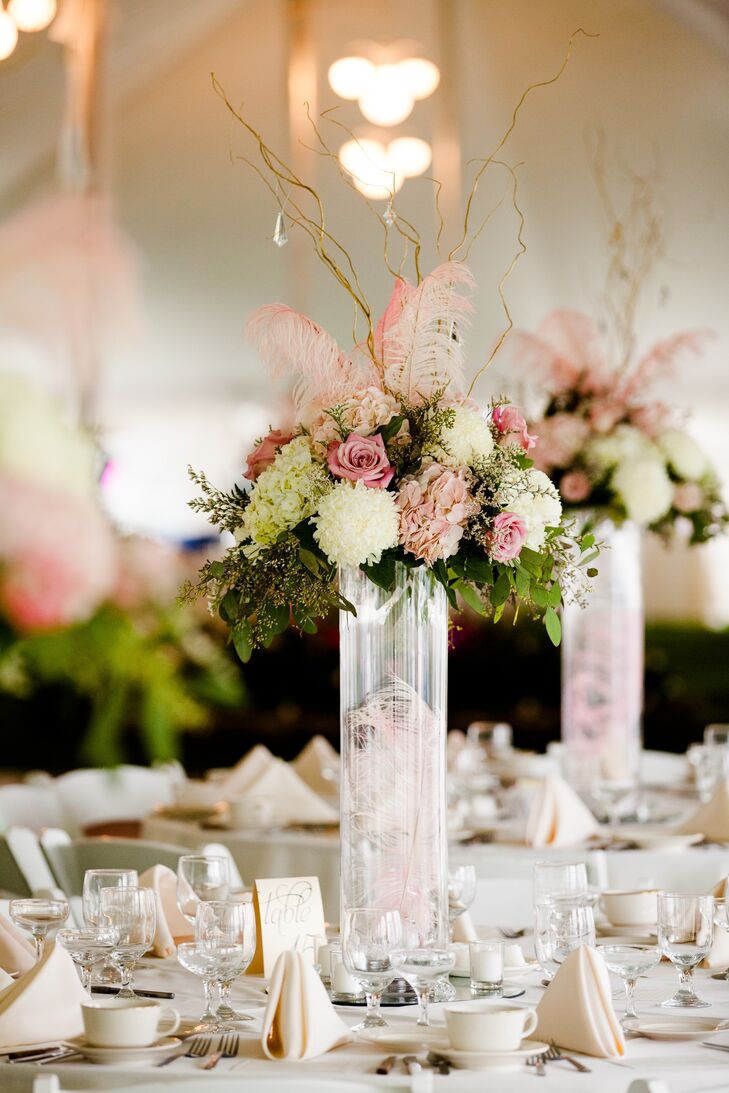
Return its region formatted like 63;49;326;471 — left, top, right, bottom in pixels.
360;1028;449;1053
64;1035;182;1066
612;827;704;851
440;1039;549;1071
624;1016;729;1041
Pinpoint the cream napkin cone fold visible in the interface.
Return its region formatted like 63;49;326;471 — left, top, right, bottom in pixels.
240;759;338;826
139;864;192;957
535;945;624;1058
526;774;599;848
452;911;478;943
0;913;35;976
0;941;87;1049
702;876;729;968
261;950;351;1060
678;778;729;842
293;736;339;797
219;744;275;796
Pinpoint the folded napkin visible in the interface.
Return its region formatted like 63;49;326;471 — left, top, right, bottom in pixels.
234;759;338;826
526;774;599;848
292;736;339;797
0;914;35;977
701;876;729;968
678;778;729;842
139;864;193;957
261;950;351;1060
452;911;478;943
218;744;276;797
536;945;624;1058
0;941;87;1049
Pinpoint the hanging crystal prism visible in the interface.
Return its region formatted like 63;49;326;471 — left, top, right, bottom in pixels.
382;201;396;226
273;211;288;247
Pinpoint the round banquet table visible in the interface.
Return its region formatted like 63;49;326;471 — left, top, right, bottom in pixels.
5;951;729;1091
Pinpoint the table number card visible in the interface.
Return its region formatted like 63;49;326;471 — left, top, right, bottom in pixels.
247;876;326;977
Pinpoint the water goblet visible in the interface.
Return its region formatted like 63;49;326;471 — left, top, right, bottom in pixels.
448;865;477;937
534;899;595;981
177;941;223;1033
658;893;713;1008
196;900;257;1025
177;855;230;924
342;908;403;1031
400;946;455;1027
600;944;661;1024
533;860;589;907
100;886;156;998
56;927;118;992
82;868;138;985
9;898;69;961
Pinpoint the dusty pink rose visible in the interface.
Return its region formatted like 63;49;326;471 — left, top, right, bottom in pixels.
328;433;394;489
560;470;592;503
244;429;294;481
629;402;670;438
588;397;626;434
673;482;704;514
397;463;478;564
491;404;536;452
485;511;528;562
531;413;590;472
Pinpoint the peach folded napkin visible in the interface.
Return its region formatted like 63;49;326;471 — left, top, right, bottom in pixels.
218;744;275;797
0;913;35;977
139;864;192;957
235;759;338;826
678;778;729;842
261;950;351;1060
0;941;87;1049
536;945;624;1057
452;912;478;943
526;774;599;848
293;736;339;797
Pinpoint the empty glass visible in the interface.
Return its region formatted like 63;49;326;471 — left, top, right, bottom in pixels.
177;856;230;924
535;900;595;981
82;869;138;927
9;898;69;961
466;721;513;759
705;725;729;748
400;947;455;1026
658;893;713;1008
56;927;118;991
533;860;589;907
100;886;156;998
600;944;661;1024
688;744;729;803
341;908;403;1031
448;865;477;936
196;900;257;1025
177;941;223;1032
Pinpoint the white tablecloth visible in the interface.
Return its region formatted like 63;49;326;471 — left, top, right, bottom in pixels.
5;953;729;1091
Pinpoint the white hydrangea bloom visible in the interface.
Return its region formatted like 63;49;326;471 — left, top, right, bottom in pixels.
432;405;495;468
497;467;562;551
612;458;674;525
586;424;660;470
313;479;399;566
239;436;330;546
657;429;709;482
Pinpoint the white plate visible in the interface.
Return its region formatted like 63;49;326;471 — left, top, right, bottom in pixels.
611;827;704;851
440;1038;549;1071
624;1016;729;1041
64;1035;182;1066
360;1028;449;1053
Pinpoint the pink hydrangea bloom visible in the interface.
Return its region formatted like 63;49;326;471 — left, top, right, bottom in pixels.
327;433;394;489
396;463;477;564
531;413;590;472
244;429;294;481
559;470;592;503
491;404;536;452
485;511;528;562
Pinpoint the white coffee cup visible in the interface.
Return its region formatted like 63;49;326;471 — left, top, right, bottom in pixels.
599;889;658;927
228;794;276;829
445;1000;538;1053
81;999;181;1048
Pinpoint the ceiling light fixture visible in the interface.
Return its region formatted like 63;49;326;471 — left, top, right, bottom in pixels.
338;136;432;201
0;8;18;59
8;0;56;32
328;54;440;127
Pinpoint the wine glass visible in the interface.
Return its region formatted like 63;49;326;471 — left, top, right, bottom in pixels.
658;893;713;1008
600;944;661;1024
177;941;225;1033
56;927;118;992
400;946;455;1027
342;908;403;1031
196;900;257;1026
82;869;138;926
9;898;69;961
533;860;589;907
448;865;477;937
177;856;230;924
100;886;156;998
534;900;595;981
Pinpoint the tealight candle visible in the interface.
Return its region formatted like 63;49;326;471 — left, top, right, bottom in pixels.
317;941;332;979
329;945;363;1000
469;940;504;995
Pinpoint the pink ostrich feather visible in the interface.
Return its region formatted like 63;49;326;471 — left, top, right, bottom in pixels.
380;261;475;403
503;309;606;393
620;330;712;400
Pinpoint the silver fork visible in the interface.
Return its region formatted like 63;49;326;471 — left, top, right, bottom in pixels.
499;926;526;938
546;1041;591;1072
221;1032;239;1057
186;1034;213;1058
526;1054;546;1076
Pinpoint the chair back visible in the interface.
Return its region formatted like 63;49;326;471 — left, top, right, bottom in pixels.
40;834;193;897
0;784;71;834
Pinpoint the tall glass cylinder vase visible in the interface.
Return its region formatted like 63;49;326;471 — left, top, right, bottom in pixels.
339;563;449;951
561;519;644;821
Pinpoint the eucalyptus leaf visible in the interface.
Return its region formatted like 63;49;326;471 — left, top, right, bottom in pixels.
545;606;562;647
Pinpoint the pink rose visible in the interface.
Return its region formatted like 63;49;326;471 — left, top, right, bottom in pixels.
244;429;294;481
629;402;670;438
397;463;478;564
485;511;528;562
559;470;592;503
328;433;394;489
673;482;704;514
491;404;537;452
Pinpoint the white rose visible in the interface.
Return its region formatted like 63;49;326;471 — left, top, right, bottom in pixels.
497;467;562;551
657;429;709;482
612;458;674;525
586;424;659;470
430;405;494;468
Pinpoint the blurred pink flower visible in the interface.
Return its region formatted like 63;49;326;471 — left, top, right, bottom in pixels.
397;463;477;564
0;474;117;633
531;413;590;472
673;482;704;514
491;404;536;452
485;512;528;562
629;402;670;438
560;470;592;503
113;536;182;610
244;429;294;481
327;433;394;489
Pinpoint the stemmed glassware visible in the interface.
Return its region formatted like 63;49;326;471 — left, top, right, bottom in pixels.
341;908;403;1032
400;946;455;1027
196;900;257;1026
534;900;595;981
57;927;118;992
448;865;477;938
176;856;230;925
100;886;156;999
533;861;589;907
658;892;713;1008
82;869;138;985
600;944;661;1024
9;898;69;962
177;942;225;1033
